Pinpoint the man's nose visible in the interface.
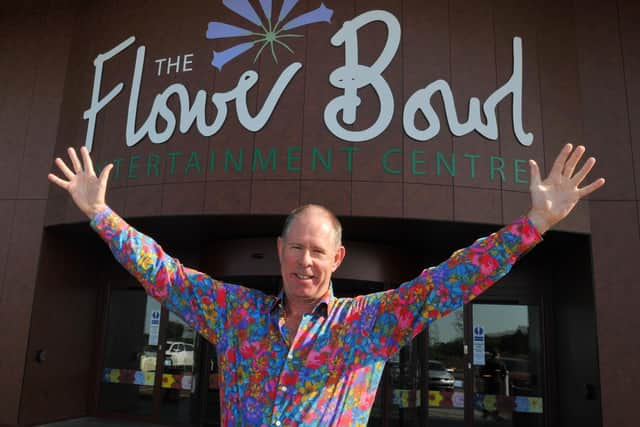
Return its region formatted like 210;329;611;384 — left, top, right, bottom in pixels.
298;249;312;266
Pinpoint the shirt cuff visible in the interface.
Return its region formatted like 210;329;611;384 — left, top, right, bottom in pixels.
90;205;114;232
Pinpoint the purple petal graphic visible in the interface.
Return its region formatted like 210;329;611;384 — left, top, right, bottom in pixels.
277;0;299;23
281;3;333;31
206;22;253;39
259;0;272;21
223;0;262;27
212;41;255;70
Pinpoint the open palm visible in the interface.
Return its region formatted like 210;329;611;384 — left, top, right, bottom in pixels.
48;147;113;219
528;144;605;234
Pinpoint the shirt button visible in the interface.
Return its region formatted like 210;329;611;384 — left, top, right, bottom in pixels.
281;386;287;392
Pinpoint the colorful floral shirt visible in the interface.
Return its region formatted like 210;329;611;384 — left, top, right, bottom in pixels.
91;207;541;427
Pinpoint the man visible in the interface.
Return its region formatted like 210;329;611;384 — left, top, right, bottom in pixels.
48;144;603;426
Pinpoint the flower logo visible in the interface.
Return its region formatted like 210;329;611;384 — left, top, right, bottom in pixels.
206;0;333;70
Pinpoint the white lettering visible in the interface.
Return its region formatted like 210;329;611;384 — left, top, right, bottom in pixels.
403;37;533;146
324;10;400;142
83;36;135;152
155;58;166;76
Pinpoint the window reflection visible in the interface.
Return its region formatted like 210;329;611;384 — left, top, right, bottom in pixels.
473;304;543;427
427;306;465;427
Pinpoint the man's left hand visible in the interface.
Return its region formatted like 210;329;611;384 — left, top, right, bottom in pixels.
527;144;605;234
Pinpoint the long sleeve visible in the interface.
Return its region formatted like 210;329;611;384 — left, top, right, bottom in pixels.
91;206;235;345
356;216;542;359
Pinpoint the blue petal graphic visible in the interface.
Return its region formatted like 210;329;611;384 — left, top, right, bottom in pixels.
277;0;299;24
206;22;253;39
281;3;333;30
223;0;262;27
212;41;255;70
259;0;272;21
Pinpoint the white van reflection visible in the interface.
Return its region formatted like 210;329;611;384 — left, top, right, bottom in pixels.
139;341;194;372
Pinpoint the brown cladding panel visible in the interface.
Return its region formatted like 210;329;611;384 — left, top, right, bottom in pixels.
402;0;453;187
493;0;544;193
575;0;634;201
302;0;354;181
403;183;453;221
251;179;300;214
537;0;589;225
0;8;42;200
300;180;352;216
161;181;206;215
18;5;75;200
590;200;640;427
204;180;252;214
450;0;501;190
454;186;502;225
351;181;402;218
0;200;46;425
122;183;163;218
619;0;640;201
350;0;403;183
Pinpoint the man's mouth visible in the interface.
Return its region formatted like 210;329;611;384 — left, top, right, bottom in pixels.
295;273;313;280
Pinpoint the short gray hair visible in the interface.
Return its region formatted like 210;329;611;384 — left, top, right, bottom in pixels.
281;204;343;247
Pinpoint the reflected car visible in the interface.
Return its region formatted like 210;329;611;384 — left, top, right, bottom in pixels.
139;342;193;372
165;341;194;367
429;360;455;391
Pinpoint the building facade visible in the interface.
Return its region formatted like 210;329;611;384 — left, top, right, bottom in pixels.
1;0;638;426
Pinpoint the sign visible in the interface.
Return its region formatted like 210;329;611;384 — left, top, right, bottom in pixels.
473;325;485;365
83;4;533;152
149;310;160;346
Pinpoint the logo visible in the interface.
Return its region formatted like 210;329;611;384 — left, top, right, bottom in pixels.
206;0;333;70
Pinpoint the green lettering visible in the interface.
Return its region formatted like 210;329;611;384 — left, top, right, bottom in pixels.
490;156;505;182
382;149;401;175
112;158;123;179
411;150;425;175
312;147;331;171
147;153;160;177
339;147;358;172
224;149;243;172
184;151;202;175
514;159;528;184
287;147;301;172
463;153;480;179
167;152;182;176
128;156;140;179
209;150;216;173
253;148;277;172
436;152;456;177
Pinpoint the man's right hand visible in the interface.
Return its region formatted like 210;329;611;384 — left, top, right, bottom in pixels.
48;146;113;220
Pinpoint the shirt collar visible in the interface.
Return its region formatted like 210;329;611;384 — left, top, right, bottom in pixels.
270;284;335;317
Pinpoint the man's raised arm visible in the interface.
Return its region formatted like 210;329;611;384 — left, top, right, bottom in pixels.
357;144;604;359
48;147;233;345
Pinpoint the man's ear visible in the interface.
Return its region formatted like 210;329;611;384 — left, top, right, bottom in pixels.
332;246;346;272
277;237;284;262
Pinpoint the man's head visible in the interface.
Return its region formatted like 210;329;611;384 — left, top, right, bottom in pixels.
277;205;346;306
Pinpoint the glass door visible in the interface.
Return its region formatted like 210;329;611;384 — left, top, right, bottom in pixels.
157;311;202;425
427;306;466;426
471;303;544;427
98;289;162;419
98;286;206;425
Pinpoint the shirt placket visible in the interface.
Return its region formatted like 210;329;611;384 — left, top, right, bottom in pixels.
271;312;314;426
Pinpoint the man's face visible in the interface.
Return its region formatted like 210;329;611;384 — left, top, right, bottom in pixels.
277;208;346;305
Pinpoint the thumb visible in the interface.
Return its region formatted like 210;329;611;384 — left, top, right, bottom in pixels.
99;163;114;187
529;159;542;188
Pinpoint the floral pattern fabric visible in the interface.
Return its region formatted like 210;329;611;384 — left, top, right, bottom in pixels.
91;207;541;427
